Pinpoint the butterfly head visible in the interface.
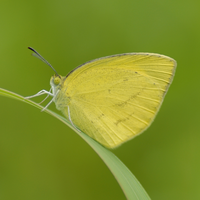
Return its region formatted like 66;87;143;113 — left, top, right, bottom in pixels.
50;74;65;97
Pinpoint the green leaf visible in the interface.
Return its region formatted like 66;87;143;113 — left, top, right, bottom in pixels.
0;88;151;200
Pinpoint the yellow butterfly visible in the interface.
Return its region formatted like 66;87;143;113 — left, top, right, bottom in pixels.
27;47;176;148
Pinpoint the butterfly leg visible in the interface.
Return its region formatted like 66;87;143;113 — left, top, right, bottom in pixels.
68;106;80;132
38;88;52;104
25;89;55;111
41;90;59;111
25;89;54;99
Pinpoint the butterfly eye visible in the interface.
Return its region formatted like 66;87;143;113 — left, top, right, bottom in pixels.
54;77;61;85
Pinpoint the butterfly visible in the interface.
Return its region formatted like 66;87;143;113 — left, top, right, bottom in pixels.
26;47;176;148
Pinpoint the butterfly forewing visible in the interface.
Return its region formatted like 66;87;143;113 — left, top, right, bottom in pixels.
57;53;176;148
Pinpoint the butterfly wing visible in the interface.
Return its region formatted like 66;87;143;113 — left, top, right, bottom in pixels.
57;53;176;148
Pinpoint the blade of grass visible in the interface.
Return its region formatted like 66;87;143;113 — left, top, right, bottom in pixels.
0;88;151;200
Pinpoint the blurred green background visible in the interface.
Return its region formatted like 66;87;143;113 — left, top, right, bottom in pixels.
0;0;198;199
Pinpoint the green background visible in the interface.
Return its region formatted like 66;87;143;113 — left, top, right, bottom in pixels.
0;0;198;199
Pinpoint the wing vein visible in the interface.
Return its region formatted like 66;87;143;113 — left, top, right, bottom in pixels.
108;107;149;126
137;95;160;102
95;107;124;142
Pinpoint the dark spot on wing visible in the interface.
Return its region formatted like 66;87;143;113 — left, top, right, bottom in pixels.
115;116;130;126
115;111;136;126
98;113;105;120
116;92;141;107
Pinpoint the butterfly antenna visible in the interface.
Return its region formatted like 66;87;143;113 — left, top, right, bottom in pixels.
28;47;59;76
